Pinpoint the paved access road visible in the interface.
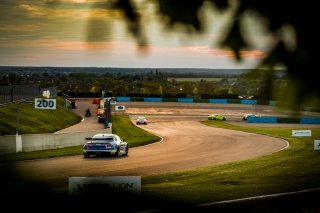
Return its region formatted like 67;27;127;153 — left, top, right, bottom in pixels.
10;99;291;195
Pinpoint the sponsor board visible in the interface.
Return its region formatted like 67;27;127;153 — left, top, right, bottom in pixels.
292;130;311;137
314;140;320;150
68;176;141;197
115;105;126;111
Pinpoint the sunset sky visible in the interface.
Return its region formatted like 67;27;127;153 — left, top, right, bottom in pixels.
0;0;273;68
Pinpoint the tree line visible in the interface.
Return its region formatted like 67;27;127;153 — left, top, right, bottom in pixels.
0;70;285;101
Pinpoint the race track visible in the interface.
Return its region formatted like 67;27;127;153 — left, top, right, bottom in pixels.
10;99;290;194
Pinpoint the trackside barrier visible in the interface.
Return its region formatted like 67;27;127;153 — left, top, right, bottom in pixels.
300;118;320;124
241;100;257;105
277;117;300;123
0;129;111;154
144;97;162;102
114;96;278;107
209;99;227;104
178;98;193;103
113;96;316;113
117;97;131;102
0;135;16;154
247;117;277;123
247;117;320;124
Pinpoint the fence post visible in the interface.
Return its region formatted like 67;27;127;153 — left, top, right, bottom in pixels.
15;134;22;153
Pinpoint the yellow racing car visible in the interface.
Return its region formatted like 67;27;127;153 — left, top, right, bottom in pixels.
208;114;226;121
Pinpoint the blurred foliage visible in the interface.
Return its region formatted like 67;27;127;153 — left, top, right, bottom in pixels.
109;0;319;110
43;0;319;110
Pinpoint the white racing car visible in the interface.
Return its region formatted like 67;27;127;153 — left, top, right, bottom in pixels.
83;133;128;157
136;116;148;125
243;113;260;120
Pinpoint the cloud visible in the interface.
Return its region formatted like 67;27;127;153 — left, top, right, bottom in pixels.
0;0;267;68
18;4;48;16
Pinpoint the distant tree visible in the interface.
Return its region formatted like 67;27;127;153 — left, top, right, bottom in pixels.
90;86;97;93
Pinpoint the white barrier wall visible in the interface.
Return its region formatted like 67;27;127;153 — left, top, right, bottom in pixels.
0;129;111;154
0;135;17;154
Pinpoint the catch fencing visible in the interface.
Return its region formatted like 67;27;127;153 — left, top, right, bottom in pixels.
0;85;57;105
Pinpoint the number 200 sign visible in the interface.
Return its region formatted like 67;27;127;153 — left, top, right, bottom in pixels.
35;98;56;110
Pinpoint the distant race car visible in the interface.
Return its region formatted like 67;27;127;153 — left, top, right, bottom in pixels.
243;113;260;120
92;98;100;104
208;114;226;121
83;133;128;157
69;100;77;109
136;116;148;125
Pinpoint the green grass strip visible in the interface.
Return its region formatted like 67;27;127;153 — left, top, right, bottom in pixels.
141;120;320;205
0;114;161;162
1;113;320;207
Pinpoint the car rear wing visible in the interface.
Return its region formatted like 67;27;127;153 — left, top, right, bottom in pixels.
85;137;115;141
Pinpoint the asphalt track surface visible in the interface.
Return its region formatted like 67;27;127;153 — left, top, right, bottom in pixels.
11;100;290;189
4;99;320;212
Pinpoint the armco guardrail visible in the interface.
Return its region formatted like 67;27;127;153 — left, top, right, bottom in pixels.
0;129;111;154
0;85;57;105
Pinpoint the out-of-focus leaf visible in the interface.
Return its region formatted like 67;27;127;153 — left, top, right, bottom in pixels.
111;0;148;48
208;0;230;11
220;19;247;61
157;0;205;31
90;0;319;111
114;0;138;21
261;41;291;68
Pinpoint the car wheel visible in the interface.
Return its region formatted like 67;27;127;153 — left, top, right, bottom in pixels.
84;153;90;158
125;146;129;156
114;146;120;157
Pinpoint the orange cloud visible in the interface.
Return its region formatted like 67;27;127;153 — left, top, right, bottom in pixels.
148;45;266;61
18;4;47;16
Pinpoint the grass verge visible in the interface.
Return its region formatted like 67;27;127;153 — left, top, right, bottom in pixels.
1;114;320;209
0;114;161;162
141;120;320;206
0;97;82;135
112;114;161;147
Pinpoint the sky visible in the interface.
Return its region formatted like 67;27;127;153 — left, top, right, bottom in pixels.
0;0;273;69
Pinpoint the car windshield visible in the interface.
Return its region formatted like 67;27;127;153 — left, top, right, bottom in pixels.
92;137;114;142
